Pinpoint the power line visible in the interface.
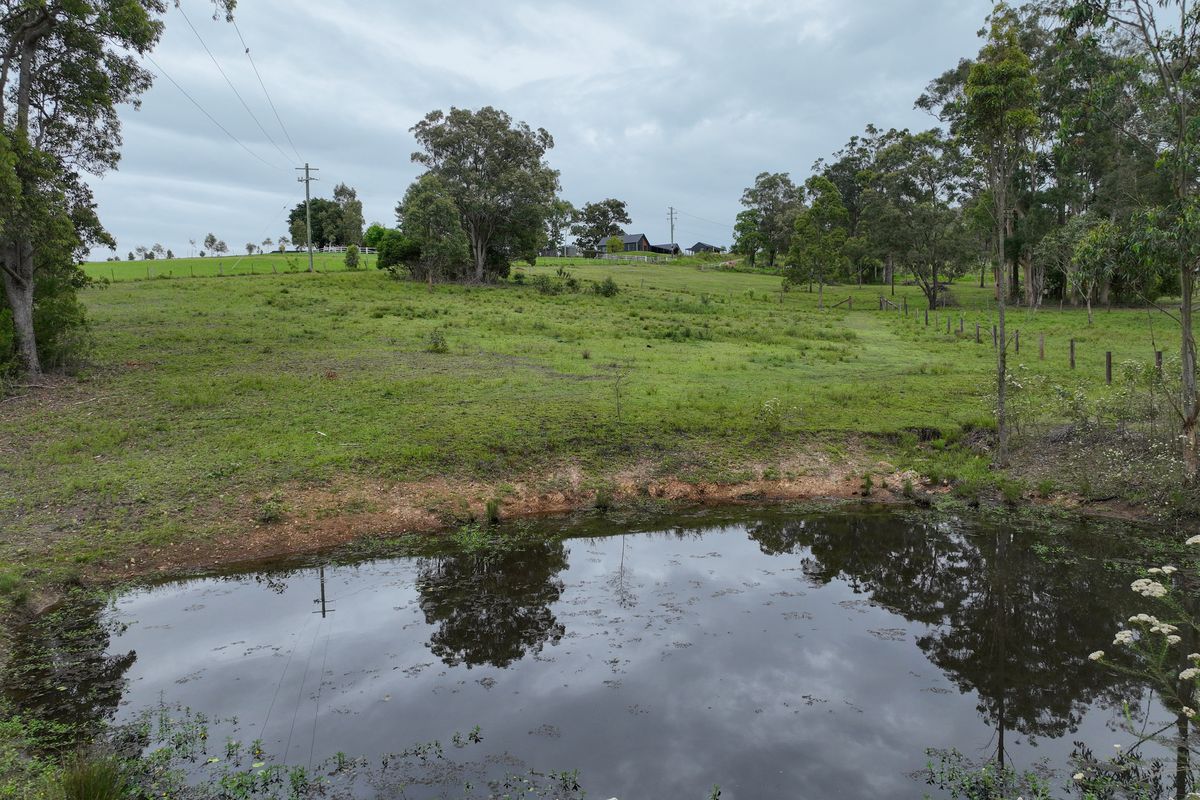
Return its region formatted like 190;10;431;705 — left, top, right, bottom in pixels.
175;1;293;166
677;209;734;229
232;18;303;164
143;52;284;171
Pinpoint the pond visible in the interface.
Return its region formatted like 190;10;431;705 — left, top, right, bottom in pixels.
6;507;1180;799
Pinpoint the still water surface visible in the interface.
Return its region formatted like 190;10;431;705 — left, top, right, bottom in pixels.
10;509;1169;798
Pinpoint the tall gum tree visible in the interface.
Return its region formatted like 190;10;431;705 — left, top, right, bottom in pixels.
962;3;1041;468
410;106;559;283
0;0;235;377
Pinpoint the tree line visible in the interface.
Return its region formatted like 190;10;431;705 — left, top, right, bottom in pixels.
733;0;1199;478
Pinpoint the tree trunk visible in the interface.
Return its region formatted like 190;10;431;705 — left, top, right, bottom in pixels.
1181;265;1197;481
470;233;486;283
995;190;1009;468
2;240;39;376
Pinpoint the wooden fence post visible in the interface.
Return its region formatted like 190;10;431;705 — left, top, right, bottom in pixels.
848;296;853;311
975;323;981;344
1014;329;1020;354
879;296;883;311
1070;339;1076;369
959;317;964;334
1106;351;1113;384
1156;350;1163;376
925;309;929;327
902;297;907;316
1039;334;1045;360
992;325;998;348
946;316;950;334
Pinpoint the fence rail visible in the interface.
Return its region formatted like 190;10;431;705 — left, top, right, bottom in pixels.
877;294;1168;385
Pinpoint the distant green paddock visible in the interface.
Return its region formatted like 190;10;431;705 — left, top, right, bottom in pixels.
83;251;375;281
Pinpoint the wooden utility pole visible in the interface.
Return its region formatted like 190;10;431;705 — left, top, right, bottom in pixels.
296;163;319;273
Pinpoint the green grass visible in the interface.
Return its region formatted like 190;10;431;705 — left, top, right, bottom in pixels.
83;251;375;282
0;259;1180;580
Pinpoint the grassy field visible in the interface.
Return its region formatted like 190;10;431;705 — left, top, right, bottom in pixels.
0;258;1182;592
84;250;376;281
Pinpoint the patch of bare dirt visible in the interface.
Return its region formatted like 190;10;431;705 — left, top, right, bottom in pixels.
93;453;906;583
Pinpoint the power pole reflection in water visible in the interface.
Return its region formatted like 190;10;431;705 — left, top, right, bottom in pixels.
313;565;334;618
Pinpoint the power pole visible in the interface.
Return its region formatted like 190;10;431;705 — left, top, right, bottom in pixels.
667;206;678;246
296;163;319;273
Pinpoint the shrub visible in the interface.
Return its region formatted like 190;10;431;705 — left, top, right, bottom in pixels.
594;486;613;511
485;498;501;525
512;270;526;285
254;498;284;524
530;274;558;295
594;276;619;297
344;244;360;270
376;230;420;276
426;329;448;353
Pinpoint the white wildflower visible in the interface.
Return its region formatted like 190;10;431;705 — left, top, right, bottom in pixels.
1131;578;1168;598
1114;630;1136;646
1148;567;1163;575
1185;708;1197;719
1180;668;1200;681
1088;651;1105;661
1186;535;1200;546
1162;566;1178;575
1168;635;1182;645
1073;772;1084;782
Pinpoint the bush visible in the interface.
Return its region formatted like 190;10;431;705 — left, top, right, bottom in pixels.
593;276;619;297
530;274;558;295
426;329;448;353
344;244;360;270
376;230;420;277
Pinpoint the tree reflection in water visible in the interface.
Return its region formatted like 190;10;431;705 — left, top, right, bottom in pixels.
747;513;1144;763
415;540;569;669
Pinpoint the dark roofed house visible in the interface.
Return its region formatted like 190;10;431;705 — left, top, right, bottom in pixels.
650;243;682;255
612;233;650;252
688;242;724;254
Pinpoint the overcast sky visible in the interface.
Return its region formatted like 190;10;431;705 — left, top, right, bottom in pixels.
91;0;991;258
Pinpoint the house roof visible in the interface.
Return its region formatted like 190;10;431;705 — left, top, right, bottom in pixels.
690;241;719;250
613;233;647;244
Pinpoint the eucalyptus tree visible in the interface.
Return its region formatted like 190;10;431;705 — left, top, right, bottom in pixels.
961;2;1041;468
785;175;848;309
332;182;364;246
815;125;889;284
1069;217;1123;324
3;1;223;376
544;198;576;255
732;208;764;267
0;0;235;376
410;106;559;282
864;129;974;311
740;171;803;267
396;173;470;283
1055;0;1200;479
571;198;630;252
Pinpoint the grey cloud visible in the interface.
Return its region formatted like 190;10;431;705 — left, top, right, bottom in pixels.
90;0;991;257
